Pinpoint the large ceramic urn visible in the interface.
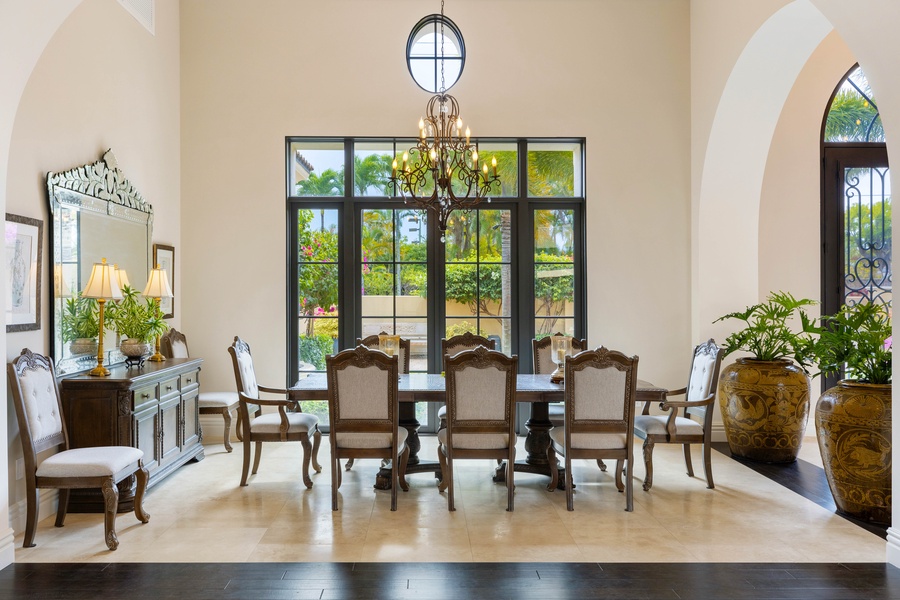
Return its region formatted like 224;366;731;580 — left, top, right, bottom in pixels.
816;381;891;524
718;358;810;463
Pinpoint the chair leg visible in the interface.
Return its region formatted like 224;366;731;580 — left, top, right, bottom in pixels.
625;454;634;512
546;445;558;492
301;437;314;489
134;461;151;523
101;478;120;551
240;437;251;486
614;459;625;492
597;459;608;472
437;444;449;492
55;489;70;527
642;438;655;492
398;445;410;492
446;455;456;512
23;480;38;548
683;442;695;477
222;409;233;453
252;441;263;475
311;426;323;473
336;456;343;489
703;441;715;489
391;449;399;512
345;458;355;471
507;447;515;512
565;455;574;511
331;452;339;511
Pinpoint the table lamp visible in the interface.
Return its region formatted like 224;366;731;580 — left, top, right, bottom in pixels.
114;264;130;290
81;258;123;376
549;335;572;384
143;264;173;362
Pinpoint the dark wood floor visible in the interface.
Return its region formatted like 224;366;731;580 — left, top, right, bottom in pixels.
1;561;900;599
2;448;896;599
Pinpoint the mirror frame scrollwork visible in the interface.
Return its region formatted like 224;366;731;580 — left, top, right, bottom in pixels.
47;149;153;376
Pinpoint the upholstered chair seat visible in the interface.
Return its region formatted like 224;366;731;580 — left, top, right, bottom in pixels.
437;346;518;512
228;336;322;488
547;347;639;511
8;349;150;551
632;339;724;491
327;346;410;511
161;328;242;452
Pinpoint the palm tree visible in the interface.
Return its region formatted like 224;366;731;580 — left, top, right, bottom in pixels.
296;169;343;196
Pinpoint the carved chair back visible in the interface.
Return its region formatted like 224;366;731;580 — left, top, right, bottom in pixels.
563;347;639;450
227;336;262;423
444;346;517;445
441;332;496;372
683;339;725;430
357;332;411;374
532;333;587;374
160;328;190;359
8;350;69;468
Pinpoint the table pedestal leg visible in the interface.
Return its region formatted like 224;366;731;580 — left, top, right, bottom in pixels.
375;403;441;490
493;402;568;490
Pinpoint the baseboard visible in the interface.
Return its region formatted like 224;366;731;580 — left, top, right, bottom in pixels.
8;489;58;537
0;525;14;568
710;423;727;443
199;414;224;444
886;527;900;566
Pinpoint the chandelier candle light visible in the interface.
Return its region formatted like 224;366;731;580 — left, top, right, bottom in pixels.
390;0;500;240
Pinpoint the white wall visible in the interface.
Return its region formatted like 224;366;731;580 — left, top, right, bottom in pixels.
179;0;693;398
3;0;181;545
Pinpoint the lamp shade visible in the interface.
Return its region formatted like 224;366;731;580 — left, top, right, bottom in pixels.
143;265;173;299
114;265;130;289
82;258;123;300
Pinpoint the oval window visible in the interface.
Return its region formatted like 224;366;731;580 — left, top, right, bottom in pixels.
406;14;465;93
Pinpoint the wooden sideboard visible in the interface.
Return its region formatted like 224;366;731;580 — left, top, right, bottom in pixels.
58;357;205;513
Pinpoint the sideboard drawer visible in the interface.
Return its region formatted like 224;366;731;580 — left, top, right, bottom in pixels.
133;383;158;409
159;376;180;400
180;369;200;392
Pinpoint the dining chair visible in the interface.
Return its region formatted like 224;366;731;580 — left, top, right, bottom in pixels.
633;339;724;491
438;332;496;431
547;347;639;511
438;346;518;511
161;328;241;453
326;345;410;511
8;349;150;550
343;332;411;471
228;336;322;487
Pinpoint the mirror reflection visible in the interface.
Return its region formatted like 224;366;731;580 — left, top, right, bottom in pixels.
47;150;153;375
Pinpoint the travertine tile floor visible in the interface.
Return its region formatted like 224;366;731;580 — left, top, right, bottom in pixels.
14;434;886;563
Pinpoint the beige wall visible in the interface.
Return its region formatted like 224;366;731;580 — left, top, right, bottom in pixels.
180;0;693;397
3;0;181;535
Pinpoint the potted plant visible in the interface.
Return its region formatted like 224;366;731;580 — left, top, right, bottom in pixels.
805;301;891;524
106;285;168;358
60;294;100;355
714;291;817;463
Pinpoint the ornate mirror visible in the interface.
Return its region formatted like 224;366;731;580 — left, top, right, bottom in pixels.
47;149;153;375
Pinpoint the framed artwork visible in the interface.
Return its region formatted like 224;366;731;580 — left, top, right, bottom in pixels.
5;213;43;332
153;243;175;319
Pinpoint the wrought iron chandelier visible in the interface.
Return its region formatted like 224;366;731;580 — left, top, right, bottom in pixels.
390;0;500;240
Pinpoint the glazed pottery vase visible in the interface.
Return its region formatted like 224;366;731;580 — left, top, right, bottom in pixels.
816;380;891;524
119;339;152;358
69;337;98;356
718;358;810;463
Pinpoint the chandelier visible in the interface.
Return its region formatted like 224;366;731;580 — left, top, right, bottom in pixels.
390;0;500;240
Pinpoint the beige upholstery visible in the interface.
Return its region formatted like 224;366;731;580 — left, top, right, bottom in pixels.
327;345;409;511
547;347;639;512
161;328;242;452
438;346;517;512
8;349;150;551
632;339;724;491
228;336;322;488
437;333;497;426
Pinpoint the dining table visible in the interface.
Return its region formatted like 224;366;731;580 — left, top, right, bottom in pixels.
290;373;667;490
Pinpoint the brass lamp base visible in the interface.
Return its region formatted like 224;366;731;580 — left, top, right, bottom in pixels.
88;364;110;377
148;352;166;362
550;366;564;384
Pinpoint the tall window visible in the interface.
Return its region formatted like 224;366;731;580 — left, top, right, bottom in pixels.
821;65;891;389
287;138;585;394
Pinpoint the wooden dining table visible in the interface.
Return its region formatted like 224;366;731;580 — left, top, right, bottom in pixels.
290;373;667;490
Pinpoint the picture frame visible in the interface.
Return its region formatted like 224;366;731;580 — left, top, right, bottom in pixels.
153;243;175;319
5;213;43;332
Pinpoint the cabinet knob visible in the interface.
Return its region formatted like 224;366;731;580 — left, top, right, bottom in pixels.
186;378;193;384
141;393;150;399
166;385;173;391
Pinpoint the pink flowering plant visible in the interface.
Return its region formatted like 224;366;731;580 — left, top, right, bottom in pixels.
803;301;892;384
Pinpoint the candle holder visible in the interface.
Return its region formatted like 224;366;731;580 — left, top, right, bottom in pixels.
378;334;400;358
549;335;572;384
